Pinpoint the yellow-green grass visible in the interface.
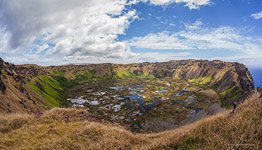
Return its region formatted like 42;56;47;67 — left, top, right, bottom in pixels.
114;70;154;79
220;85;237;97
29;75;63;108
189;77;212;85
220;86;245;102
0;92;261;149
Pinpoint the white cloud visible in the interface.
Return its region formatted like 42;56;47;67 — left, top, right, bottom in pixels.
174;0;212;9
0;0;137;62
251;11;262;19
128;32;192;50
135;0;212;9
62;52;191;64
147;0;173;5
128;21;262;63
0;27;11;52
129;52;191;62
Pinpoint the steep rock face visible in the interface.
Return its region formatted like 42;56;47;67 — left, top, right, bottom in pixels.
234;62;254;91
112;60;254;93
0;58;6;93
0;58;45;113
0;78;6;94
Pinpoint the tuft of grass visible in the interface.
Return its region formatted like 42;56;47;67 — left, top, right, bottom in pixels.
114;70;135;79
189;77;212;85
52;74;77;88
220;85;237;98
75;71;94;83
0;114;33;133
39;108;93;123
176;137;203;150
136;72;155;79
52;71;65;76
220;86;245;105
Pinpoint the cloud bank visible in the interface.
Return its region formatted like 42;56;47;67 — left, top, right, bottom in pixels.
132;0;212;9
251;11;262;20
0;0;137;62
128;21;262;64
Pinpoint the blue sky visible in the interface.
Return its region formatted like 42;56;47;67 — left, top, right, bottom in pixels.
122;0;262;38
0;0;262;67
121;0;262;68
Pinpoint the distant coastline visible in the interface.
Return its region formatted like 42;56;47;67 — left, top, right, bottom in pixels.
250;68;262;88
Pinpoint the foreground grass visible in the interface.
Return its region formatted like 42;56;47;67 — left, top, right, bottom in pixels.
0;92;261;150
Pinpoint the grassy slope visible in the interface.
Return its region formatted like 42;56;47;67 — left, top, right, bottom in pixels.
29;75;63;108
219;85;245;101
114;69;155;79
188;76;245;103
188;76;212;85
0;92;261;150
28;70;97;108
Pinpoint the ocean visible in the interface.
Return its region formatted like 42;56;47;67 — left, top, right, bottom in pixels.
249;68;262;88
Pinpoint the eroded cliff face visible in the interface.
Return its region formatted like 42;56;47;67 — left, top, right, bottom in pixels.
112;60;254;93
0;58;254;113
0;59;6;94
0;58;46;113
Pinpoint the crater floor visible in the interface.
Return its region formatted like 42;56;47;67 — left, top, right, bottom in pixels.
63;78;224;132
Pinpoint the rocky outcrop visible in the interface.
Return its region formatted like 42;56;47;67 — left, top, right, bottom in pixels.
0;58;6;93
234;62;254;92
0;79;6;94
